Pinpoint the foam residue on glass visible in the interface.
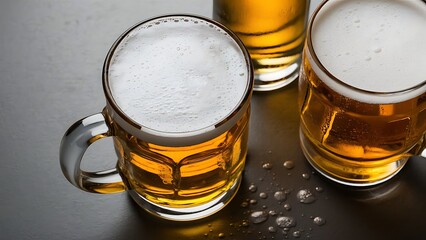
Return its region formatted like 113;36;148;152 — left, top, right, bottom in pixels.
108;16;248;133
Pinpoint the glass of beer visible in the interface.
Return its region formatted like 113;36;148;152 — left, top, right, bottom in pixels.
299;0;426;186
213;0;310;91
60;15;254;221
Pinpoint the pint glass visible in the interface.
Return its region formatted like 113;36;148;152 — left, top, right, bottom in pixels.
213;0;310;91
60;15;254;221
299;0;426;186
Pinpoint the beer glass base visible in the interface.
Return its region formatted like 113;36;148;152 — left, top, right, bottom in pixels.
128;175;242;221
299;127;408;187
253;58;301;91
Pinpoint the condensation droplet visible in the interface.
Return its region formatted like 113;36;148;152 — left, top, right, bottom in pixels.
296;189;316;204
315;186;324;192
283;161;295;169
313;216;326;226
365;56;372;61
250;211;269;224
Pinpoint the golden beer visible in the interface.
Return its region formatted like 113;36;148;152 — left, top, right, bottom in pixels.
109;107;249;207
60;15;253;221
214;0;309;91
299;0;426;186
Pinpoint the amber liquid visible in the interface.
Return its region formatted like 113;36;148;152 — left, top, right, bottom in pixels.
109;108;250;208
299;51;426;184
213;0;309;73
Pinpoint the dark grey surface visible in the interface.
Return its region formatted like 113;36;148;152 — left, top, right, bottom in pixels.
1;0;425;239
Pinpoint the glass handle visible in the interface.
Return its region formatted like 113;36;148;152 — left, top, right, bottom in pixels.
60;113;125;194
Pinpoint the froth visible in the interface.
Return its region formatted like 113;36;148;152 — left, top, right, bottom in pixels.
108;16;249;133
311;0;426;103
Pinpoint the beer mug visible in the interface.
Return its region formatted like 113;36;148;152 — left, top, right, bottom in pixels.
60;15;254;221
299;0;426;186
213;0;310;91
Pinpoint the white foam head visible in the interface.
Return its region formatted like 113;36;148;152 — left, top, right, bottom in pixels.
309;0;426;103
107;16;251;137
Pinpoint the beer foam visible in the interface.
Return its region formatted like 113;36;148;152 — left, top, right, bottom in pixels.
108;16;249;133
311;0;426;103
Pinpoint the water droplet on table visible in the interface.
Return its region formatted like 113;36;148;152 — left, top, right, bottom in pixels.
283;161;295;169
240;201;249;208
250;211;269;224
276;216;296;228
292;230;301;238
274;191;287;201
262;162;273;170
259;192;268;199
313;216;326;226
268;210;277;216
241;220;249;227
302;173;310;180
296;189;316;204
283;203;292;211
249;184;257;193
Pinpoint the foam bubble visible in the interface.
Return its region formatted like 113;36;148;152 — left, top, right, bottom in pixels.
108;16;249;133
311;0;426;103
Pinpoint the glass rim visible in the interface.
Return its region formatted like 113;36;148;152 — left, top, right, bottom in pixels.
306;0;426;97
101;14;253;146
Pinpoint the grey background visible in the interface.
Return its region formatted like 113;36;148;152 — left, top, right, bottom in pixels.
1;0;425;239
